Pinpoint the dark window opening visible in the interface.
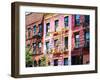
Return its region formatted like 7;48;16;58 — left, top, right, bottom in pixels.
64;58;68;65
38;24;42;36
33;43;36;48
64;37;68;49
54;59;58;66
33;43;36;54
84;15;90;26
46;23;50;35
75;15;80;26
38;42;42;48
33;25;36;35
46;42;49;53
54;39;58;47
48;61;50;66
64;16;69;27
34;60;37;67
74;32;80;48
71;55;83;65
55;20;59;32
38;59;41;66
84;31;90;48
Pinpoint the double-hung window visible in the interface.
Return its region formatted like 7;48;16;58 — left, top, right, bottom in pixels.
75;33;80;48
55;20;59;32
46;23;50;36
75;15;80;26
84;15;90;26
64;37;68;49
33;43;36;54
46;42;49;53
38;24;42;35
33;25;36;35
84;31;90;47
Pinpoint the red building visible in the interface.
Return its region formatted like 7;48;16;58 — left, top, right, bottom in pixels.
71;15;90;65
25;13;44;67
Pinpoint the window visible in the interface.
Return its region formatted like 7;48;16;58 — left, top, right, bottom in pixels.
64;37;68;49
84;15;90;25
33;43;36;47
46;42;49;51
28;28;31;38
85;32;89;40
38;24;42;34
38;42;42;48
84;31;90;47
75;33;80;48
33;43;36;54
34;60;37;67
38;59;41;66
46;23;50;34
64;16;69;27
71;56;83;65
54;59;58;66
48;61;50;66
75;15;80;26
64;58;68;65
55;20;59;31
33;25;36;35
33;49;36;54
54;39;58;47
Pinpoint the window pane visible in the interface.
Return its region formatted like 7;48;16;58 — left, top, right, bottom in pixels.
54;39;58;47
76;15;80;19
46;23;50;33
64;58;68;65
65;37;68;49
33;43;36;48
39;24;42;33
55;20;59;31
46;42;49;50
64;16;68;27
55;20;59;27
75;15;80;26
33;25;36;34
54;59;58;66
85;15;89;24
75;35;79;39
86;32;89;40
38;42;42;48
75;33;80;48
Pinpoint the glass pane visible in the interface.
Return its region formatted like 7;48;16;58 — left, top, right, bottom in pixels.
64;16;68;22
39;42;42;48
76;15;80;19
46;23;50;33
55;20;59;27
46;42;49;50
64;58;68;65
33;25;36;34
39;24;42;33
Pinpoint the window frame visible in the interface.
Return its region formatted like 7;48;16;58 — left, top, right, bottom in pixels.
64;16;69;27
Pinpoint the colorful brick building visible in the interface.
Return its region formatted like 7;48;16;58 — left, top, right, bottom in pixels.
26;13;44;67
26;13;90;67
71;15;90;65
43;14;72;66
